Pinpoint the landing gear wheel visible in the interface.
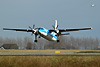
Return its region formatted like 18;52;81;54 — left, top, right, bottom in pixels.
57;40;60;42
34;40;38;42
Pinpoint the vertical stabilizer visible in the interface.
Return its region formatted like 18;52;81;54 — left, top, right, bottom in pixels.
55;20;58;30
52;20;58;30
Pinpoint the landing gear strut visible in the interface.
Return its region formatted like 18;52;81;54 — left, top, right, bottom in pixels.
34;34;38;42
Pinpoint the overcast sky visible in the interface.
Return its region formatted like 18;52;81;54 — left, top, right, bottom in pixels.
0;0;100;39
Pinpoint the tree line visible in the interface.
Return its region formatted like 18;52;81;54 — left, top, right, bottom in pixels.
0;36;99;50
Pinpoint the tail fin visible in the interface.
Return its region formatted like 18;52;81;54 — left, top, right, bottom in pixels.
55;20;57;29
52;20;58;30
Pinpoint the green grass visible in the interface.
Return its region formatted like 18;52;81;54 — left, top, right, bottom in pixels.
0;56;100;67
0;50;100;67
77;51;100;53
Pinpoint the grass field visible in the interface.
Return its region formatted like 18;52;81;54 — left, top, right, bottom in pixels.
1;49;100;55
0;50;100;67
0;56;100;67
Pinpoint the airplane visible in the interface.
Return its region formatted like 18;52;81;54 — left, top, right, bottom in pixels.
3;20;92;42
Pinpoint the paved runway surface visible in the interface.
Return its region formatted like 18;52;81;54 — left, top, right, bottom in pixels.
1;54;100;56
0;50;100;56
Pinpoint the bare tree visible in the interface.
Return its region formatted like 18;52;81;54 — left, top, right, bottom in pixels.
26;42;33;49
0;36;99;50
16;37;23;49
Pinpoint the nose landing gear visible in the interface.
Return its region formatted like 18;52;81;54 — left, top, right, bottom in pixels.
57;40;60;42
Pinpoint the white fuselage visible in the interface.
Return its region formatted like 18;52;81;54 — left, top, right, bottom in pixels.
38;29;57;41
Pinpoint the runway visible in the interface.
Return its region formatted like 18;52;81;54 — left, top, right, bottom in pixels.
1;54;100;56
0;50;100;56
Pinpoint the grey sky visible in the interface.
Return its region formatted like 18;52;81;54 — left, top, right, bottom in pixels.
0;0;100;39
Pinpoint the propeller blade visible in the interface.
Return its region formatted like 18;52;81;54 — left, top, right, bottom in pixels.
52;25;55;29
33;25;35;29
29;26;32;30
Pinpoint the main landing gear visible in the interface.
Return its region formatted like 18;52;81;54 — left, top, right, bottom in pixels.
34;34;38;42
34;40;38;42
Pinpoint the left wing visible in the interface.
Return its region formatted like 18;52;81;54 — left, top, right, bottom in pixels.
49;27;92;34
59;28;92;32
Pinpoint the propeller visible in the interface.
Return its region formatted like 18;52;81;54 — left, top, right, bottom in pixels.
52;20;59;34
29;25;37;35
29;26;33;35
29;25;38;42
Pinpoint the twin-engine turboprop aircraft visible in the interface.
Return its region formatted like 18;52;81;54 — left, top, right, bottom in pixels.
3;20;92;42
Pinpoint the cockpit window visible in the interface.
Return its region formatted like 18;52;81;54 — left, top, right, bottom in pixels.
38;27;44;30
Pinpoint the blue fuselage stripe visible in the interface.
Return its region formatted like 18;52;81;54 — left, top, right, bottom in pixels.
38;27;57;40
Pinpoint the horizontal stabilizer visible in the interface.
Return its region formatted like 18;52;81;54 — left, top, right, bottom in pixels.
60;33;70;35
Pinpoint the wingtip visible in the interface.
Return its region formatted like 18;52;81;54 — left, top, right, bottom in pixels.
91;28;93;29
3;28;9;30
3;28;5;30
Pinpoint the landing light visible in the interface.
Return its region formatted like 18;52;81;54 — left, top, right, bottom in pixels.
91;4;95;7
91;28;93;29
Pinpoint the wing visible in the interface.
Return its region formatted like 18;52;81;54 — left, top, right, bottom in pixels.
59;28;92;32
3;28;33;32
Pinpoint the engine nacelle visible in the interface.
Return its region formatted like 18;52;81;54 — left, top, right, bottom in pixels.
55;29;59;33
